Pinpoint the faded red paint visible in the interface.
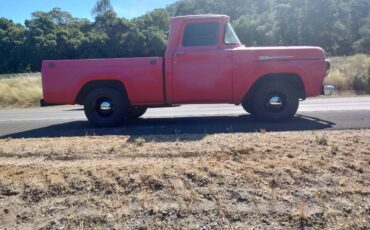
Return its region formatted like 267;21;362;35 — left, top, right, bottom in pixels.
42;15;328;106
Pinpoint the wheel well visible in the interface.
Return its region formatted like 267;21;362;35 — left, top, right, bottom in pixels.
243;73;306;104
75;80;128;105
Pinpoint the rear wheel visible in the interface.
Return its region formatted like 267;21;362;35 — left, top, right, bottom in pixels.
83;87;129;127
126;106;147;120
251;81;299;122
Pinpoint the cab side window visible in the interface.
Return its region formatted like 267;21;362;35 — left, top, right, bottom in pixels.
182;22;220;47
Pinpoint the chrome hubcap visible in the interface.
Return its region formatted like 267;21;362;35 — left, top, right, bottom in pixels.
269;96;283;107
95;98;115;117
100;101;112;111
265;94;286;112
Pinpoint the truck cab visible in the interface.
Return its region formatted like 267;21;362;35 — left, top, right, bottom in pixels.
41;15;332;127
164;15;239;104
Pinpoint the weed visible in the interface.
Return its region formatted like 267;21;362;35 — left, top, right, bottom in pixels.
259;128;267;134
316;135;328;146
79;220;84;230
298;203;308;228
352;67;370;94
108;147;115;154
227;147;240;156
134;138;145;146
331;145;339;155
67;145;73;153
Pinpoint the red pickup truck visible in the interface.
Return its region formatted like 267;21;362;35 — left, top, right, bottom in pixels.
41;15;332;127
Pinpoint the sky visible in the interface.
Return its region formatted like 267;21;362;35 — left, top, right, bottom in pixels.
0;0;177;24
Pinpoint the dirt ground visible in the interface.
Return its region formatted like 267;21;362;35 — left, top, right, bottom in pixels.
0;130;369;229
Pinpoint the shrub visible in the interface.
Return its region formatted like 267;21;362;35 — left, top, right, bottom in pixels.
316;135;328;146
0;75;42;108
325;55;370;93
352;67;370;94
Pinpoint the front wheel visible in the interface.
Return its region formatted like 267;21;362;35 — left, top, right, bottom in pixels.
126;106;147;120
83;87;129;127
252;81;299;122
242;99;254;115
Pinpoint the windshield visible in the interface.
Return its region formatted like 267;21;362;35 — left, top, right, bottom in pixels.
224;23;242;45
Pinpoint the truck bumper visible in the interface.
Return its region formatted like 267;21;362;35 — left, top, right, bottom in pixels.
321;85;335;96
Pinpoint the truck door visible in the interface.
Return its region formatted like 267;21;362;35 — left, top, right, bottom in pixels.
171;21;233;103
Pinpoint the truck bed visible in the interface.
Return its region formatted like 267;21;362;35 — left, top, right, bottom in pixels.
41;57;164;106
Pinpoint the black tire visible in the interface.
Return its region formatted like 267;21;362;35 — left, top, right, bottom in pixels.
126;106;147;120
242;99;254;115
83;87;129;127
252;81;299;122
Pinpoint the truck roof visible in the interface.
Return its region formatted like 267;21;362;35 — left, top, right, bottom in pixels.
171;14;229;21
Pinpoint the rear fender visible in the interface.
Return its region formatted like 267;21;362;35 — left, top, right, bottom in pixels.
74;73;130;104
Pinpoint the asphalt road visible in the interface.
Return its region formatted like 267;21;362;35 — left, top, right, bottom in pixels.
0;96;369;138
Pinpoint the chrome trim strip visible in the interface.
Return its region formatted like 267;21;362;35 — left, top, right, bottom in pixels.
259;55;294;61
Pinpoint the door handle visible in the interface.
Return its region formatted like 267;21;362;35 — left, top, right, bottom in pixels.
175;51;185;56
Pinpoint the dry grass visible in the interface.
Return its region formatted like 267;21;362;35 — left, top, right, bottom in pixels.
0;73;41;108
0;130;369;229
325;54;370;94
0;72;40;79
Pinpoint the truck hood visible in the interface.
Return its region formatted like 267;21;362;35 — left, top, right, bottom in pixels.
234;46;326;61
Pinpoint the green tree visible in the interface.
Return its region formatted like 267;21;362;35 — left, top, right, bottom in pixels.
0;18;26;73
91;0;115;18
354;15;370;54
22;8;87;71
